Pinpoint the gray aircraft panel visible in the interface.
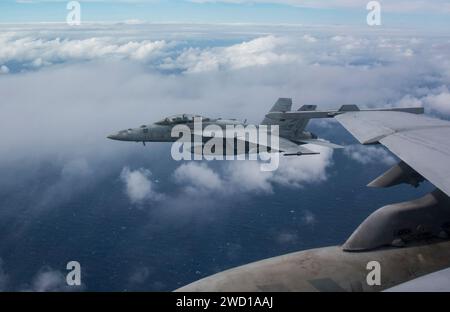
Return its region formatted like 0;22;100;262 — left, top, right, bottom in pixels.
335;111;450;144
384;267;450;292
278;137;319;155
335;111;450;196
176;240;450;292
380;130;450;197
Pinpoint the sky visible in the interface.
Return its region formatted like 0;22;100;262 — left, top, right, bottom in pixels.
1;0;450;30
0;0;450;292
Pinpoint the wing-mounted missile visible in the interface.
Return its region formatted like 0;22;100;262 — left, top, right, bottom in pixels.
368;161;425;188
283;145;320;156
297;139;343;149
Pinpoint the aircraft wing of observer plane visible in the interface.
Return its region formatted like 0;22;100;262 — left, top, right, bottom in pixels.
176;104;450;292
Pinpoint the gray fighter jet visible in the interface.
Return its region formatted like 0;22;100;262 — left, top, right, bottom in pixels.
107;98;342;156
177;104;450;292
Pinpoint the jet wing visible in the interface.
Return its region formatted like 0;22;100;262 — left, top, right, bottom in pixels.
297;139;343;149
233;135;322;155
335;111;450;197
193;130;281;153
278;137;320;155
194;130;321;155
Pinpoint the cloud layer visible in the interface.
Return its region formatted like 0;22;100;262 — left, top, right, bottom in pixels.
1;23;450;212
0;33;169;70
344;145;397;166
1;23;450;290
171;145;333;196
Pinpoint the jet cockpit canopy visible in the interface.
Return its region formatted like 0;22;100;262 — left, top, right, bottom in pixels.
155;114;210;125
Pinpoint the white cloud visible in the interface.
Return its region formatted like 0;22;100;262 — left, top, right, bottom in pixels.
425;89;450;115
173;163;223;192
0;34;169;67
394;94;423;108
31;269;67;292
172;144;333;197
22;266;85;292
302;34;317;43
0;262;86;292
120;167;163;203
344;145;397;166
270;145;333;187
17;266;85;292
0;65;9;74
388;87;450;116
225;161;273;193
162;35;299;73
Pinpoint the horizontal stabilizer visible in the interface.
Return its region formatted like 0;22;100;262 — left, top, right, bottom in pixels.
299;139;343;149
266;106;424;120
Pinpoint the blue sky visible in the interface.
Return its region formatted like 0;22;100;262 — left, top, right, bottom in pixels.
1;0;450;30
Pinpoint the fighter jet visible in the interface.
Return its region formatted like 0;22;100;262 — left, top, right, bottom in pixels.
107;98;342;156
176;104;450;292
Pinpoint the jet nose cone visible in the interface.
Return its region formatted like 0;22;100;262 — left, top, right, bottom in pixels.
108;130;129;141
107;134;118;140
